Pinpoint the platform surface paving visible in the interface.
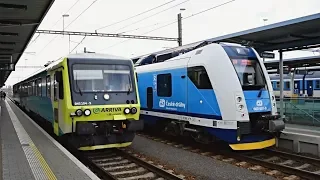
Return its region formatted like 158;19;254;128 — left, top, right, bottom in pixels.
0;99;99;180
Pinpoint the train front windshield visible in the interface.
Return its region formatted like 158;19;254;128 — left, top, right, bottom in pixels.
232;59;266;89
222;45;267;90
72;64;133;93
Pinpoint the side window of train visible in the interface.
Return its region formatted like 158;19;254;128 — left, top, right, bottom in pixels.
187;66;213;89
37;78;42;96
56;71;64;100
157;73;172;97
315;80;320;89
54;73;57;100
46;75;51;98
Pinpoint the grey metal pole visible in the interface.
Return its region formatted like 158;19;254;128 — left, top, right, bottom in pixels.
279;50;284;119
177;13;182;46
69;35;70;53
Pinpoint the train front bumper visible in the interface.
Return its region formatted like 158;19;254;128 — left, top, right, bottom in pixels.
76;119;144;135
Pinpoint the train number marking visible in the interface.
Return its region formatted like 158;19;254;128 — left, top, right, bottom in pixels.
74;101;92;105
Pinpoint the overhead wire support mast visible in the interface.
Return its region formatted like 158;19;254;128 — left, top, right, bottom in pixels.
36;30;178;42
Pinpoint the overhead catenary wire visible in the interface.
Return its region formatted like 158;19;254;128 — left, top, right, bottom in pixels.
85;0;183;44
110;0;190;34
100;0;236;51
70;36;87;53
37;0;99;55
95;0;178;31
27;0;82;48
117;20;176;34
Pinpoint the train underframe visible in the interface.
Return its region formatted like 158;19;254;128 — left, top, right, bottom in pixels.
144;112;284;149
68;120;144;150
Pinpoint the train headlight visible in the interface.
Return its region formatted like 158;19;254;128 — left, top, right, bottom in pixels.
84;109;91;116
124;108;130;114
103;94;110;100
273;103;276;108
237;97;242;102
238;105;244;111
131;107;137;114
75;109;83;116
272;96;275;101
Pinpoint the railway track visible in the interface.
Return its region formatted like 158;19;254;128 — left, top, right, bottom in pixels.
137;132;320;180
79;148;185;180
228;149;320;180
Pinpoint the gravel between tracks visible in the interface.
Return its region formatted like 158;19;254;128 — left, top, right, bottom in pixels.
130;135;276;180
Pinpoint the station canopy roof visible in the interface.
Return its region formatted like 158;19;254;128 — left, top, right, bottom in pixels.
206;12;320;52
132;12;320;65
0;0;54;87
264;55;320;70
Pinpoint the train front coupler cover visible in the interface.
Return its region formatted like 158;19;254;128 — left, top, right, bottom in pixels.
259;114;285;134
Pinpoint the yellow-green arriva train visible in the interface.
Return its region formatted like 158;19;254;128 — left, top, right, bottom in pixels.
12;53;143;150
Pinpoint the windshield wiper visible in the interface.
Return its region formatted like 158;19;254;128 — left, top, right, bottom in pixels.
75;73;83;96
127;75;132;95
257;87;264;98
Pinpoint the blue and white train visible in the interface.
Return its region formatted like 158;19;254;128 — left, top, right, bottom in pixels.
269;71;320;98
134;41;285;150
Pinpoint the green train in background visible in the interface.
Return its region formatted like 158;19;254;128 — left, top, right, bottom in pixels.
12;53;143;150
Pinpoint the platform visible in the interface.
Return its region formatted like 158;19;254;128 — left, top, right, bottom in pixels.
277;123;320;157
0;99;100;180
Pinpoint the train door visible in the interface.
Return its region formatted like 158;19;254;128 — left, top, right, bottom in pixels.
294;81;300;94
146;87;153;110
307;80;314;97
187;65;218;116
53;71;64;136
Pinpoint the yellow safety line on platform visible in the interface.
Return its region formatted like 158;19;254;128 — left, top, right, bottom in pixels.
5;100;57;180
30;142;57;180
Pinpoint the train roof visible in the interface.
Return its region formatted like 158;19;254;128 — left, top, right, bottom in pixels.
67;53;131;61
14;53;131;85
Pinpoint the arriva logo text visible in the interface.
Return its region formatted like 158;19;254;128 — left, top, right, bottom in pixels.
159;99;185;109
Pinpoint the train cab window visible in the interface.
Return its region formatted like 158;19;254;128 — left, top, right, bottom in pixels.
46;75;51;98
157;73;172;97
231;59;266;90
315;80;320;89
187;66;213;89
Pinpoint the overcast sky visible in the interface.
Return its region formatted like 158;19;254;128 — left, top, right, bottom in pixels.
5;0;320;85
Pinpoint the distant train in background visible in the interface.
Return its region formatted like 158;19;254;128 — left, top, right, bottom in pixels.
269;71;320;98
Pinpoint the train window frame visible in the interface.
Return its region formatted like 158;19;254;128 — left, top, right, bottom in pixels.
54;73;57;100
55;71;64;100
37;78;42;96
46;75;51;98
284;81;290;90
71;63;134;94
29;81;31;95
42;77;46;97
157;73;172;97
187;66;213;89
315;80;320;89
276;81;280;88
